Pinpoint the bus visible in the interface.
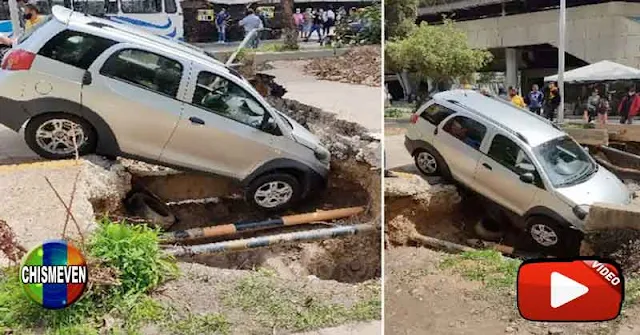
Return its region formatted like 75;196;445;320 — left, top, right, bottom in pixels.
0;0;183;40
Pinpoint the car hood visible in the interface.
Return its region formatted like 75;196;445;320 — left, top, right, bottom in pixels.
556;165;631;206
276;110;323;150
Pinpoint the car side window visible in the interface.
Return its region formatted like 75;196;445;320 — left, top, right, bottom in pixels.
100;49;183;98
442;116;486;150
165;0;177;14
192;71;273;131
121;0;162;13
38;30;117;70
488;134;537;175
420;104;456;126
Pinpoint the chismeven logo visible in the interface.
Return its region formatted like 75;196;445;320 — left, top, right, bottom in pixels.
20;240;88;309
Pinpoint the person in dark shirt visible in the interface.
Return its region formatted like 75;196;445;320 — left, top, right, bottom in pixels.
305;9;323;42
215;8;229;43
543;82;561;121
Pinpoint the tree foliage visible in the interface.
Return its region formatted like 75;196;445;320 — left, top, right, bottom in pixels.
385;20;493;80
385;0;418;40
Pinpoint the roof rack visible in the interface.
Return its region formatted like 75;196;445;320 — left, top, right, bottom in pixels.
446;99;529;145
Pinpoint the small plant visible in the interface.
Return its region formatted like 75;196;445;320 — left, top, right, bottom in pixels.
167;313;231;335
385;108;408;118
88;218;179;295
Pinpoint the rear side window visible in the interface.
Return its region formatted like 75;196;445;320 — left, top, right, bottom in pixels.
165;0;177;14
442;115;486;150
100;48;183;97
39;30;117;70
421;104;456;126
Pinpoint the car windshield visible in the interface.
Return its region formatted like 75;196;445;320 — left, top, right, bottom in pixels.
532;136;597;188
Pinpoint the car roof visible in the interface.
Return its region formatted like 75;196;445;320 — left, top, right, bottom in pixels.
431;89;566;147
50;6;227;71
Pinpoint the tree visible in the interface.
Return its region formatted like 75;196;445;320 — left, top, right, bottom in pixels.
385;0;418;40
386;20;493;81
281;0;298;50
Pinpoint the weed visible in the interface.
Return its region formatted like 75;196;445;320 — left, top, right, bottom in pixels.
440;250;521;289
385;108;410;118
625;276;640;306
224;269;380;332
167;313;231;335
88;218;179;295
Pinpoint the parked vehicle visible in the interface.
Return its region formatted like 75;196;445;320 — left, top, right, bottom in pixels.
0;6;330;211
405;89;631;252
1;0;183;40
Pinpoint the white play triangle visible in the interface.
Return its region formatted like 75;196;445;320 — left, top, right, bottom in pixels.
550;272;589;308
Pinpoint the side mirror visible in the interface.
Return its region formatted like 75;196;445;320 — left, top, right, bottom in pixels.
260;114;278;134
82;71;92;86
520;172;535;184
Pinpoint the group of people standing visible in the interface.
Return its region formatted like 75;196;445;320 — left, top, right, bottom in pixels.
293;7;346;42
496;83;640;125
215;7;268;48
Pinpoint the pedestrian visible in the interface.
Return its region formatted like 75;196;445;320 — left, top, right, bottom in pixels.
325;7;335;36
597;94;611;125
303;8;313;40
618;85;640;125
239;9;263;49
543;82;561;121
293;8;304;38
305;9;323;42
526;84;544;115
584;88;600;124
0;3;42;47
215;8;229;44
509;87;526;108
498;85;509;101
319;9;327;37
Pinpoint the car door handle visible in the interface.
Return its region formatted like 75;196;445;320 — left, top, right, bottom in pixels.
482;163;492;170
189;117;205;125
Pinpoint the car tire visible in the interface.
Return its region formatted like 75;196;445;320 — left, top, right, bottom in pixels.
25;113;97;160
526;216;569;254
474;218;505;242
246;173;301;211
413;148;451;180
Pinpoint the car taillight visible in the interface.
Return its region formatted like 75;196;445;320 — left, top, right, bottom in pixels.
410;113;419;124
1;49;36;71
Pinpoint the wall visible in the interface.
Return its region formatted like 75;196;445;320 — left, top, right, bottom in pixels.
453;1;640;68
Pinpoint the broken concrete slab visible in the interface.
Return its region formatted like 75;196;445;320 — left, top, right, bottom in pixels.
0;156;131;266
586;202;640;231
597;124;640;142
563;127;608;146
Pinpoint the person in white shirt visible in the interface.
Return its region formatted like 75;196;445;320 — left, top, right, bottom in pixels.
325;8;335;35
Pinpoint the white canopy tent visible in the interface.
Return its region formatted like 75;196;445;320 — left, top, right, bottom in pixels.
544;60;640;83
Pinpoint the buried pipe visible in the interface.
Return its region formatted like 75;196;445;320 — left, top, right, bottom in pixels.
161;206;364;243
165;223;375;257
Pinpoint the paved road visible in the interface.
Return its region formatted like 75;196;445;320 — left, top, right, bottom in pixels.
0;125;38;164
264;60;382;133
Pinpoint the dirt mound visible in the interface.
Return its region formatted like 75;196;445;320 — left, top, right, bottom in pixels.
303;46;381;87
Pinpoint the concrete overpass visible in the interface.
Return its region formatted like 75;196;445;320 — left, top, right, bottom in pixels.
418;1;640;90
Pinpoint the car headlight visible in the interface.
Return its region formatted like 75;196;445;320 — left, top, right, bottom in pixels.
314;146;330;163
572;205;590;220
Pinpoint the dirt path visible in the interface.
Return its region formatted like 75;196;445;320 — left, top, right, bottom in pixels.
385;247;637;335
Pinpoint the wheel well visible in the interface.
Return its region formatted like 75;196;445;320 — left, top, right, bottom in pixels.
27;112;98;137
253;168;306;187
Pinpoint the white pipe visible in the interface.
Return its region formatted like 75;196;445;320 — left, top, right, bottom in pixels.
557;0;566;123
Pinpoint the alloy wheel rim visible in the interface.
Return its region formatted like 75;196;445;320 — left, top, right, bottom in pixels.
530;224;559;247
35;119;86;155
417;152;437;173
254;181;294;208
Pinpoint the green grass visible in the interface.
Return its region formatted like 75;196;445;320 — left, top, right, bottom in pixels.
440;250;521;289
224;269;380;332
625;276;640;307
385;107;413;119
166;313;230;335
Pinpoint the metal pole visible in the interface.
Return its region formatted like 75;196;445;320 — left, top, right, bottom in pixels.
8;0;22;38
165;224;376;257
557;0;566;123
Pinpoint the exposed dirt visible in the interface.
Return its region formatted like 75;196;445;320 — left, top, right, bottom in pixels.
303;46;381;87
385;246;638;335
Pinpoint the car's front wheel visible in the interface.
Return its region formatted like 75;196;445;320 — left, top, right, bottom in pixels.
246;173;302;211
526;216;581;255
25;113;97;160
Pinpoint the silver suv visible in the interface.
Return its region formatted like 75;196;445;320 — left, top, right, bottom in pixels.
405;90;631;252
0;6;330;211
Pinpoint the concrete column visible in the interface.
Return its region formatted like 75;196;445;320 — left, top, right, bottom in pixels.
505;48;518;90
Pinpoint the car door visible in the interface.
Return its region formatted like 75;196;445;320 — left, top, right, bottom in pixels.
83;44;187;159
159;64;283;180
474;132;541;215
433;114;488;187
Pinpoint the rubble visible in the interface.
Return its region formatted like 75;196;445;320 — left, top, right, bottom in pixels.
303;46;381;87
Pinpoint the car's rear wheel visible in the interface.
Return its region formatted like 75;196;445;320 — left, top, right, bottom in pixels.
413;148;451;179
246;173;302;211
25;113;97;160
